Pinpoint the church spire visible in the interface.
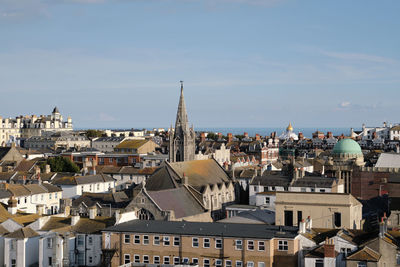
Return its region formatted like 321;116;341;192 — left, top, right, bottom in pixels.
175;81;189;133
169;81;195;162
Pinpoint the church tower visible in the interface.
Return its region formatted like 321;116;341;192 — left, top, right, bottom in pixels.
169;82;195;162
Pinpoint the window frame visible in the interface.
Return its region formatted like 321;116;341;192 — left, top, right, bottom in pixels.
215;238;222;249
163;236;170;246
192;237;199;247
247;240;254;251
258;241;265;251
143;235;149;245
235;239;243;250
153;235;160;245
278;240;288;251
124;254;131;264
203;237;211;248
124;234;130;244
134;235;140;244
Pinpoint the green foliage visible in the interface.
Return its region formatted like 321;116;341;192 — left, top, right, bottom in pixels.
85;129;105;138
47;156;80;173
206;133;218;141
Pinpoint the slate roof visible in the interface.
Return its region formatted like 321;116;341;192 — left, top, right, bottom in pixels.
0;148;11;161
14;160;37;172
0;172;15;182
145;159;231;192
217;209;275;225
41;183;63;192
250;173;291;187
52;174;115;185
147;187;206;219
375;153;400;168
72;192;130;208
290;176;336;188
104;220;299;239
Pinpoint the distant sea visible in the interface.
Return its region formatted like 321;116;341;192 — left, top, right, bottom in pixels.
77;127;356;139
195;127;354;139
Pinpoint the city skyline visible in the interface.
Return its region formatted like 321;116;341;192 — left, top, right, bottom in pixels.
1;0;399;128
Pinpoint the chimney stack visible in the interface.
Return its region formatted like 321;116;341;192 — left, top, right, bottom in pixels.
255;134;261;141
244;132;248;139
89;206;97;220
306;216;312;231
36;204;44;216
323;238;336;258
218;133;223;140
379;213;388;238
200;132;206;143
182;173;189;186
298;219;306;234
45;164;51;174
227;133;233;143
7;196;18;215
298;132;304;140
71;215;80;226
327;132;333;139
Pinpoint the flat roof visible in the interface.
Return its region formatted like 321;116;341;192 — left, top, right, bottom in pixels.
103;220;298;239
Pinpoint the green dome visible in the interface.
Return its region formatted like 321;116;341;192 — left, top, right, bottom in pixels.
332;138;362;155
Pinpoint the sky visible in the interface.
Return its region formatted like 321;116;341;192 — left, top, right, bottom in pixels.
1;0;399;129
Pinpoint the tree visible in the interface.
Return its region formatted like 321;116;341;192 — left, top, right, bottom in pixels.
46;156;80;173
85;129;105;138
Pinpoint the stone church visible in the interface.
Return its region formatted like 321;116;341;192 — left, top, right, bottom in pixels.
169;82;196;162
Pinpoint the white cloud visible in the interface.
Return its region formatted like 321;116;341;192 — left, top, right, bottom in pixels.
321;51;398;65
340;101;351;108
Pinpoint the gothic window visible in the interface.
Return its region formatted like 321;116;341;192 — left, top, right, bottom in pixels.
138;208;155;220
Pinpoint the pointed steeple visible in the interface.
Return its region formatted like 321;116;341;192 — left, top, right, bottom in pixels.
169;81;195;162
175;81;189;133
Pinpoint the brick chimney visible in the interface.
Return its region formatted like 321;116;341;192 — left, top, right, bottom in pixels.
244;132;248;139
327;132;333;139
373;132;377;139
255;134;261;141
200;132;206;143
218;133;223;140
227;133;233;143
324;238;335;258
298;132;304;140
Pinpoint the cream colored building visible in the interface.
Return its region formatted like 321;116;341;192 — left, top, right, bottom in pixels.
0;107;72;146
275;192;363;229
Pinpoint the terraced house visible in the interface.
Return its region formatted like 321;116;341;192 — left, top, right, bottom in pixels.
102;220;300;267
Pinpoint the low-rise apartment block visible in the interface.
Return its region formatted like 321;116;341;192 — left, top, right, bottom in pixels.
102;220;300;267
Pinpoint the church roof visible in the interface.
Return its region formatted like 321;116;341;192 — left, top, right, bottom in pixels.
174;82;190;134
145;159;231;191
52;106;60;113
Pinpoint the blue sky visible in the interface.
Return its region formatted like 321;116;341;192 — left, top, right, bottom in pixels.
1;0;399;129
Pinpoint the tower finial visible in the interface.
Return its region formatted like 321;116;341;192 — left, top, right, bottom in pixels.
180;80;184;92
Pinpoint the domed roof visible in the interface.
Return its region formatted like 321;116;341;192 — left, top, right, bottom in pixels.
332;138;362;155
287;122;293;132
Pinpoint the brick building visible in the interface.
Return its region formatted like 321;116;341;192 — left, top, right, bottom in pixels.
102;220;300;267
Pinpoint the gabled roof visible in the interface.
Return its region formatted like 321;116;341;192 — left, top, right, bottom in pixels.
147;187;206;219
52;174;115;185
305;245;339;258
72;217;115;234
115;139;149;149
145;165;180;190
6;227;39;239
14;160;37;172
346;246;381;262
166;159;231;191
